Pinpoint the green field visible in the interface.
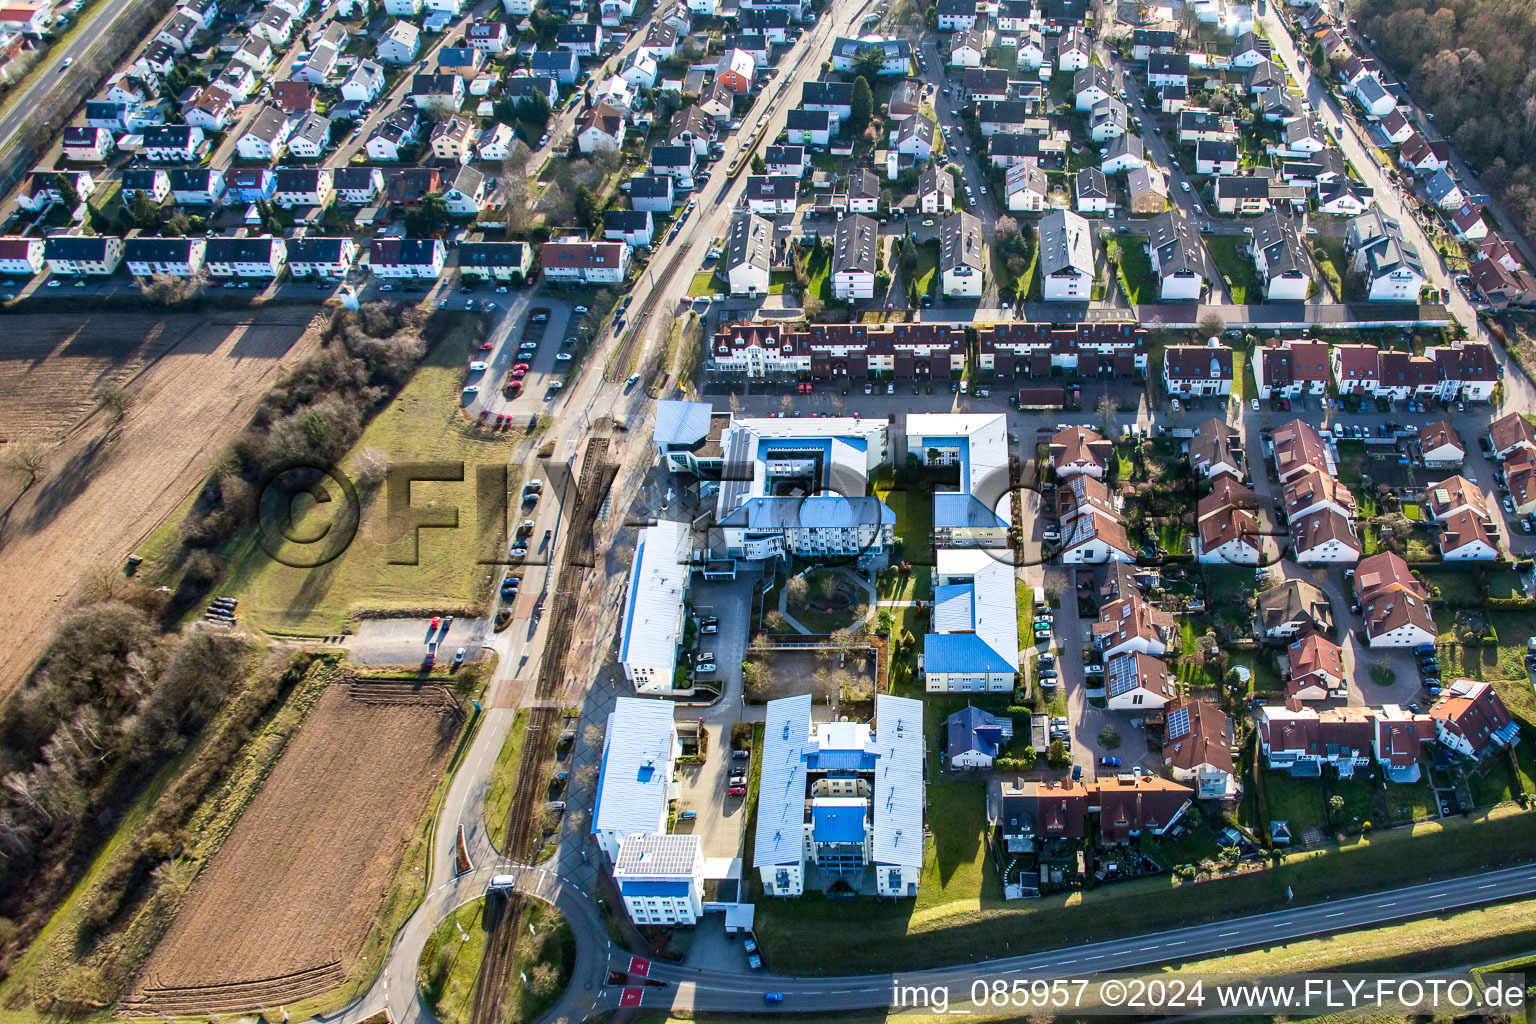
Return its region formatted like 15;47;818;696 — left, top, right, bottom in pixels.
417;897;574;1024
1205;235;1260;304
485;710;531;851
210;316;524;635
1116;238;1155;304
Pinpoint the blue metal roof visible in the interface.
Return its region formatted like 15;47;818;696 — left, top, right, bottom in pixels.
812;803;867;844
933;492;1007;529
620;880;691;897
924;632;1016;675
654;399;713;447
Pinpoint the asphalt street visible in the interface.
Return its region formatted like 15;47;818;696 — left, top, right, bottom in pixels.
637;863;1536;1013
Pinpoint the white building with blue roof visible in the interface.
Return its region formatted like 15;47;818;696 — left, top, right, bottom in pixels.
922;549;1020;691
619;520;691;692
592;697;682;861
906;413;1011;547
714;417;895;567
754;693;924;898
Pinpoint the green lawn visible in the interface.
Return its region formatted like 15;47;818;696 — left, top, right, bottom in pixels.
874;469;935;564
805;245;832;301
1312;235;1349;300
1205;235;1260;305
1261;770;1328;835
484;709;530;852
687;270;723;297
202;316;517;636
769;269;795;295
911;240;940;300
1117;238;1155;304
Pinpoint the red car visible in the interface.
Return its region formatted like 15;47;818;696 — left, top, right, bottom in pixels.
508;380;523;394
429;616;441;631
478;408;489;422
480;341;494;351
729;785;746;797
513;362;529;372
511;367;527;379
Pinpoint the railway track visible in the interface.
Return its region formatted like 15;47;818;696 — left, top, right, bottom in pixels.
467;439;614;1024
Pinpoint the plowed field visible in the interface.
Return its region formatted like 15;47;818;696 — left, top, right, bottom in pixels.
0;308;319;696
131;680;463;1011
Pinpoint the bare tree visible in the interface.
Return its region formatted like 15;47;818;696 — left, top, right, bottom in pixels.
1096;394;1117;433
94;383;135;423
1197;310;1226;339
5;443;48;491
352;447;391;490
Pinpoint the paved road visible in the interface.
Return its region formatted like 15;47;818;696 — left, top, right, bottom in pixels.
632;862;1536;1013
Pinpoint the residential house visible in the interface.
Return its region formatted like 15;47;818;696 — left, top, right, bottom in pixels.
1147;51;1190;89
531;50;580;84
273;167;332;208
457;241;532;282
1353;551;1436;647
1353;74;1395;118
1131;28;1177;61
977;101;1034;137
1282;467;1356;520
376;21;420;64
475;123;517;163
224;167;275;203
1073;65;1114;111
1317;177;1371;217
830;214;878;300
556;23;603;57
284;112;331;159
1250;207;1312;301
577;104;627;154
123;237;205;278
341;60;386;103
143;123;206;162
1450;202;1488;243
236;106;292;161
988;131;1040;167
744;174;798;215
1094;776;1192;844
895;114;936;161
1104;651;1176;708
205;236;285;278
766;145;808;178
1163;342;1233;397
1259;579;1333;638
722;210;772;295
1195;475;1262;564
1376;108;1414;144
1215;175;1271;216
1147;209;1207;300
1195;140;1238;176
940;210;985;298
1346;209;1425;302
541;239;631;284
603;209;654;248
1285;633;1345;699
785;108;832;146
1163;699;1238;799
370;237;446;279
332;166;383;206
1256;340;1330;398
1471;257;1536;308
62;126;113;163
285;237;357;278
1100;133;1144;175
1038;209;1094;299
1490;412;1536;460
467;20;508;53
1189;417;1243;479
1273;420;1336;484
411;73;464;115
715;48;754;92
650;145;695;181
429;116;474;161
1423;169;1464;210
43;235;124;276
848;169;880;214
1050;425;1112;478
937;0;979;30
919;164;956;213
630;174;675;213
442;165;485;216
252;6;294;46
0;236;42;276
1178;110;1237;144
949;28;986;67
1126;164;1168;214
613;834;704;927
1057;26;1090;70
1003;162;1047;212
1430;680;1521;761
1089;97;1128;142
946;706;1013;768
1291;506;1360;563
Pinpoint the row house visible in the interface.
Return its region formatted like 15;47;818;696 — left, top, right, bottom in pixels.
542;239;630;284
273;167;333;209
1353;551;1436;648
205;236;285;278
286;237;357;278
708;321;967;380
125;236;205;278
1260;701;1435;782
370;237;446;279
1162;341;1232;397
1195;474;1262;565
1255;340;1330;398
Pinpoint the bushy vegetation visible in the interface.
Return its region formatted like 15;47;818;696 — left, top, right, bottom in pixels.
0;591;260;980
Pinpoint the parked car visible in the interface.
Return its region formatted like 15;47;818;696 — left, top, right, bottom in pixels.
1098;756;1121;768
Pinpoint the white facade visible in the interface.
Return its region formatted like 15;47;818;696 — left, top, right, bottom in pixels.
619;521;690;692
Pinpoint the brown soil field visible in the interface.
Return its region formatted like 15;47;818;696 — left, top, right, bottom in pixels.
0;308;321;697
130;679;463;1012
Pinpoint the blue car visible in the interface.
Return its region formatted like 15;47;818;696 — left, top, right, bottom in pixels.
1097;756;1121;768
765;993;784;1004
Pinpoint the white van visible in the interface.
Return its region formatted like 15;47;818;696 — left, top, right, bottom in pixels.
487;875;517;893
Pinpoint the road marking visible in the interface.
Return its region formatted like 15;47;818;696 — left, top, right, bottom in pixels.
1219;931;1239;938
1166;941;1184;946
1325;911;1345;918
1430;892;1447;899
1478;883;1497;889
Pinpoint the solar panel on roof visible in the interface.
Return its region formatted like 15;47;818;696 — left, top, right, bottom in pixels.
1166;705;1191;740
